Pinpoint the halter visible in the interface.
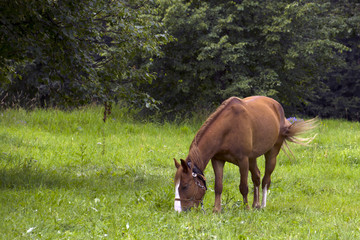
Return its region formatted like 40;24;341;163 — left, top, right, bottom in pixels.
174;162;207;211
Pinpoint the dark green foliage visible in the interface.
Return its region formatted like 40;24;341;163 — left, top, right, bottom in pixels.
0;0;169;108
1;0;359;120
305;1;360;120
147;0;356;118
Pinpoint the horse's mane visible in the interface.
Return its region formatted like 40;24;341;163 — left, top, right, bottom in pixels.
187;97;242;168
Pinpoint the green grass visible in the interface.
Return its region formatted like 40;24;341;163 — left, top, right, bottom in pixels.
1;107;360;239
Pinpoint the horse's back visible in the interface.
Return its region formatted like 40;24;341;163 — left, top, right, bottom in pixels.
228;96;285;126
224;96;286;157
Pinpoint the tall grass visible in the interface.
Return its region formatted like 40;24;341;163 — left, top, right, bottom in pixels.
1;107;360;239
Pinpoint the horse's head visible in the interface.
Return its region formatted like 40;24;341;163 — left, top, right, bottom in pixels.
173;158;207;212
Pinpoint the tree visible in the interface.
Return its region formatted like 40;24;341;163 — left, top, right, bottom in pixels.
305;0;360;120
147;0;349;117
0;0;169;108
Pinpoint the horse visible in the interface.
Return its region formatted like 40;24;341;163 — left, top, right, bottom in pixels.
173;96;317;213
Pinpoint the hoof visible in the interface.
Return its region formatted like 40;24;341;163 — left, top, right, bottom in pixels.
252;204;261;209
212;207;221;213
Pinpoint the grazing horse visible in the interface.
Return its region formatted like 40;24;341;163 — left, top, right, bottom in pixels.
173;96;317;212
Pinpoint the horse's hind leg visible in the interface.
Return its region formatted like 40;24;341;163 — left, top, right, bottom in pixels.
262;143;282;208
249;158;261;209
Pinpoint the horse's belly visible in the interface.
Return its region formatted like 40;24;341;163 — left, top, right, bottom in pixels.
214;152;239;165
251;134;279;157
249;116;280;157
215;126;279;162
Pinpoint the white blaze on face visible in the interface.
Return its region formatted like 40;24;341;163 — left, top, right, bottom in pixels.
262;184;268;208
174;181;182;212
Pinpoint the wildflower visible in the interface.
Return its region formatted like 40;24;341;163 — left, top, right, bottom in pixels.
287;117;303;124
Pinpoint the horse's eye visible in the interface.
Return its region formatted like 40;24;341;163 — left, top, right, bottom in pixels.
181;184;189;190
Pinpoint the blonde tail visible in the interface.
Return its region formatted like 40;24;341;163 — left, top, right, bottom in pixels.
284;117;318;144
281;117;318;160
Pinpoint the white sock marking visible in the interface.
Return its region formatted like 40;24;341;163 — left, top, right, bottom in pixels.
262;184;268;208
174;182;182;212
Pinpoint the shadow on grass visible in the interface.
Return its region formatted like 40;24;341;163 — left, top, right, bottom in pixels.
0;150;175;211
0;163;170;192
0;164;175;211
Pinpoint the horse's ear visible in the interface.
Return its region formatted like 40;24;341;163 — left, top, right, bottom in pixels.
180;159;189;173
174;158;180;169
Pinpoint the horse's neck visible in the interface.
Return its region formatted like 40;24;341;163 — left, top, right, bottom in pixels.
189;119;228;171
190;137;220;172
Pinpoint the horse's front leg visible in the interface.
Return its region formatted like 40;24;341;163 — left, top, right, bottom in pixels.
239;157;250;209
211;158;225;213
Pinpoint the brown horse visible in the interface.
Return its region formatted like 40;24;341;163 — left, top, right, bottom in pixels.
173;96;317;212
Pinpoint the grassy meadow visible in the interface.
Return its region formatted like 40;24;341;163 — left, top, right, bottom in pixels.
1;106;360;239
